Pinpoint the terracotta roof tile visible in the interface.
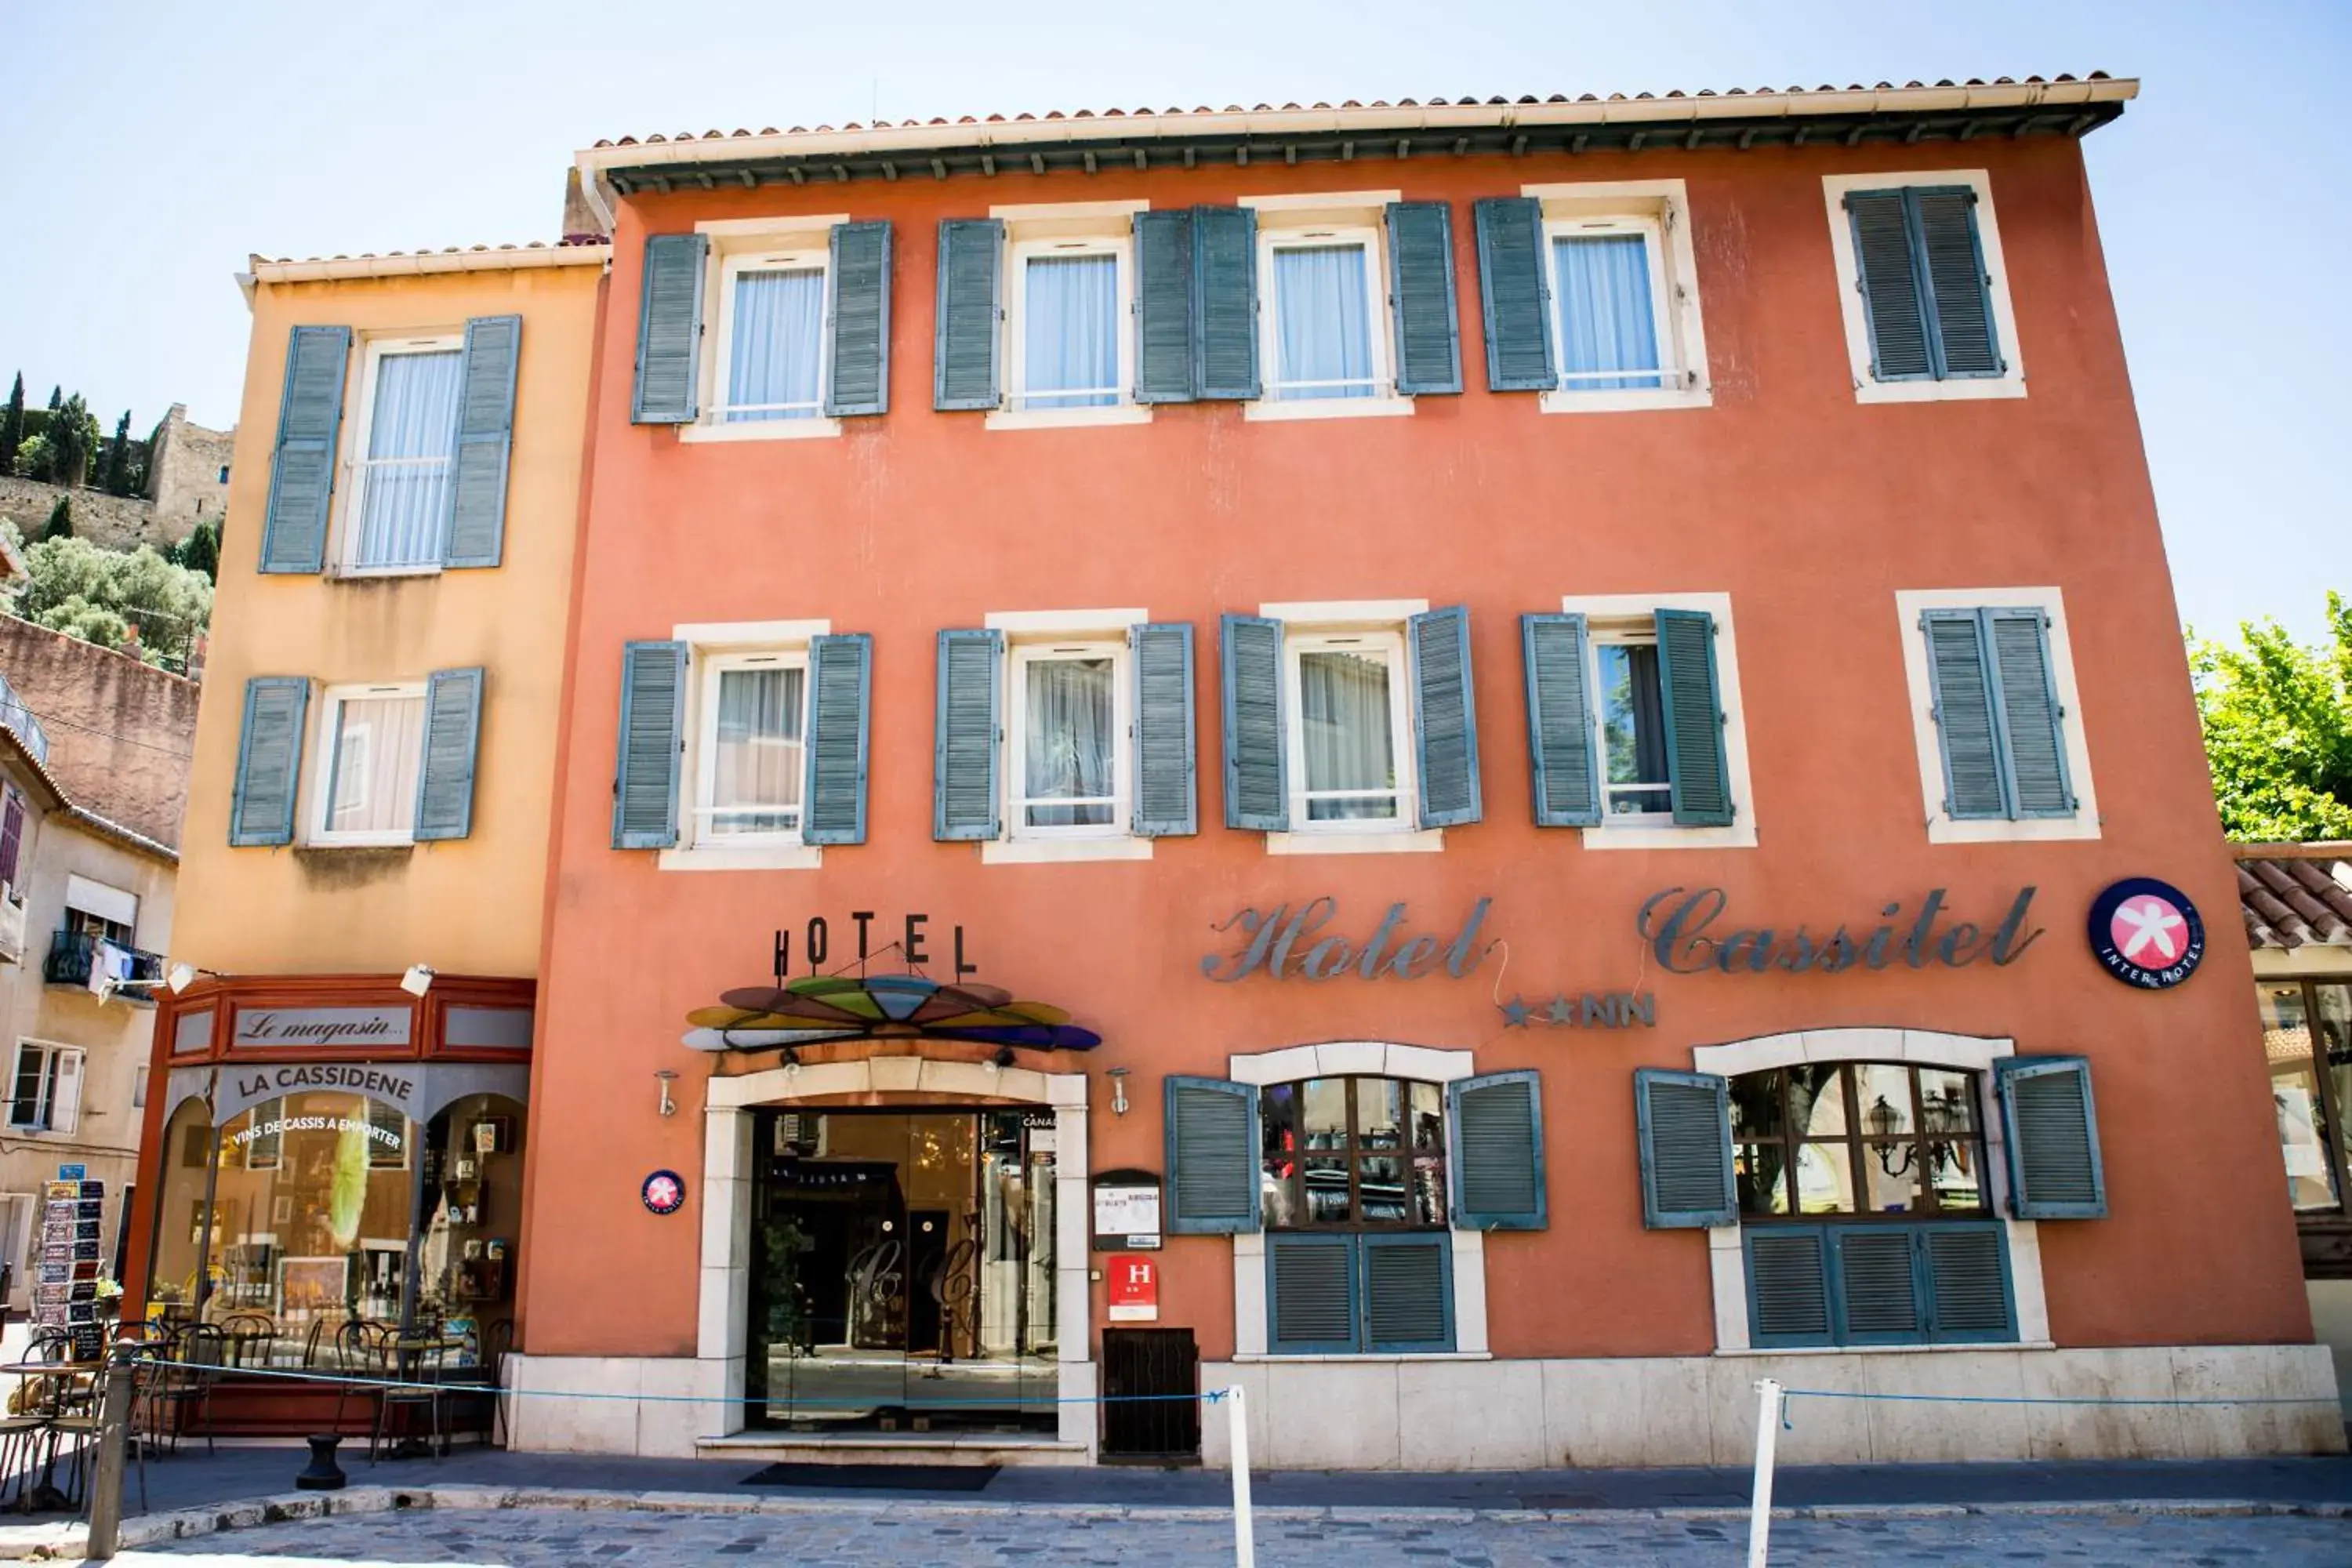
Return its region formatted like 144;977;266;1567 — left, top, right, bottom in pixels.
2237;848;2352;951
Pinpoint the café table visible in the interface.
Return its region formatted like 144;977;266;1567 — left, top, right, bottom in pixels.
0;1360;103;1513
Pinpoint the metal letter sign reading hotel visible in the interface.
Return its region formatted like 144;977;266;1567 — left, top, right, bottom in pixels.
1200;898;1493;983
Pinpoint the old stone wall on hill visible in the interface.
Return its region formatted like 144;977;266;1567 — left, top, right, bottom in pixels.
0;475;183;552
0;615;196;848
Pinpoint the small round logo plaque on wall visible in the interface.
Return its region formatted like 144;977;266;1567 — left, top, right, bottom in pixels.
2087;877;2205;990
641;1170;686;1215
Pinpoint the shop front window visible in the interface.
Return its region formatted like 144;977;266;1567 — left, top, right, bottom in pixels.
414;1094;525;1353
1258;1076;1446;1229
1732;1062;1987;1220
2262;980;2352;1212
146;1098;216;1321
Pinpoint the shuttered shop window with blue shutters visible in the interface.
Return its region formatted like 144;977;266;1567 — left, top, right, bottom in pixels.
1842;183;2007;387
1747;1221;2016;1348
1921;608;2077;822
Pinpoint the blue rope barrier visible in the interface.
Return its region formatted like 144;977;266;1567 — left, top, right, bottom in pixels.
127;1358;1226;1410
1778;1386;2339;1431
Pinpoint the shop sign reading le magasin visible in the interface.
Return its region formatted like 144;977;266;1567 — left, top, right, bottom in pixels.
231;1006;412;1048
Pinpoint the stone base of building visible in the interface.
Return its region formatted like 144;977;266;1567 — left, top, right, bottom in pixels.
1199;1346;2347;1470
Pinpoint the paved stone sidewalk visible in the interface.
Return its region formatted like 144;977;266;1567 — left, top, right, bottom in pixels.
118;1502;2352;1565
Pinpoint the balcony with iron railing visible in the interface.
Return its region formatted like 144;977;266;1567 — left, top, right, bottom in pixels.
0;671;50;768
44;930;165;1004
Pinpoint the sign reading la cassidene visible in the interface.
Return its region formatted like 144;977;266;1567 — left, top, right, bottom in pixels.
1200;886;2048;982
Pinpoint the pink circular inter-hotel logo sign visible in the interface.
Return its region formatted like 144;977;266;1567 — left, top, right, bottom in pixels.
641;1170;685;1215
2086;877;2205;990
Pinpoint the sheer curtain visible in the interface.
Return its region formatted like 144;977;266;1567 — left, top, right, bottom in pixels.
327;694;426;833
1023;657;1113;826
1298;651;1395;820
1272;244;1374;400
727;269;826;420
1022;255;1118;408
712;668;805;833
354;350;461;568
1599;644;1671;813
1552;234;1664;390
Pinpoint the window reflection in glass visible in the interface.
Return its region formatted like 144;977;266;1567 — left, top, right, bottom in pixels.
1788;1065;1849;1138
1257;1076;1447;1231
1597;642;1671;816
2318;984;2352;1206
1735;1063;1988;1221
2263;982;2339;1210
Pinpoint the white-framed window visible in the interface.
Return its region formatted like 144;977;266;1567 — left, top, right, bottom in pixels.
684;217;848;443
6;1041;83;1134
339;333;463;575
1821;169;2025;404
310;681;428;847
985;201;1149;431
1589;622;1675;822
1893;586;2099;844
713;245;830;423
1006;638;1131;838
1284;628;1416;833
691;649;811;849
1242;193;1412;423
1524;180;1711;414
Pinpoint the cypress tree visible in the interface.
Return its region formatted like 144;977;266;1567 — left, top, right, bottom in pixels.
45;385;60;412
42;495;72;539
0;373;22;473
103;410;133;495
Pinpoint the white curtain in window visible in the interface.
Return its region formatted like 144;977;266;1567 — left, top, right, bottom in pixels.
1553;235;1664;390
713;668;805;832
1298;651;1395;819
1022;255;1119;408
1023;657;1113;826
328;694;426;834
354;350;461;568
1272;245;1374;400
728;269;826;420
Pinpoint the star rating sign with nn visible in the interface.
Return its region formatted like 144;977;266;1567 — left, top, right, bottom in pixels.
2086;877;2206;990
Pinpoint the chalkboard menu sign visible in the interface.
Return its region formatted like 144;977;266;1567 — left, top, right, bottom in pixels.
32;1175;105;1353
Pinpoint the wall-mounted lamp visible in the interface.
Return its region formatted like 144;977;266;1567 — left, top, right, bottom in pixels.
166;962;198;994
653;1069;678;1118
1106;1065;1131;1117
991;1046;1017;1069
400;964;437;998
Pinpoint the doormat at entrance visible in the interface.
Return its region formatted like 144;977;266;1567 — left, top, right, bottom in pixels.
739;1462;1000;1493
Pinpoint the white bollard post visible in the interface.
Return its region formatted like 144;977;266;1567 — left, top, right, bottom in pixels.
1747;1377;1783;1568
1227;1384;1256;1568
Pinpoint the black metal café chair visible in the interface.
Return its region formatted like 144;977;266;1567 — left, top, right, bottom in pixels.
218;1312;278;1370
331;1320;389;1439
367;1331;452;1462
143;1323;226;1457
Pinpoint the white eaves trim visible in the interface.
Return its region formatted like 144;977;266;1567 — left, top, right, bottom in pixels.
244;245;611;289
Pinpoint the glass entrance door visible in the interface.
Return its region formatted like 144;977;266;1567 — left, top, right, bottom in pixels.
747;1108;1058;1432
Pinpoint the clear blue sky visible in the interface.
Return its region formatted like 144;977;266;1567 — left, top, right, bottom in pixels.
4;1;2343;638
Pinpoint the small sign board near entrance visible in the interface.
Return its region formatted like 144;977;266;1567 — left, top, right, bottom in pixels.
1091;1170;1163;1251
1107;1256;1159;1323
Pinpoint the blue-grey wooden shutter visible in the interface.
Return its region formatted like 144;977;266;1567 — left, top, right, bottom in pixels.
1360;1233;1454;1352
1634;1068;1736;1228
1521;613;1600;827
1922;610;2008;820
1473;197;1555;392
1831;1225;1926;1345
1165;1076;1259;1233
802;633;873;845
826;221;893;417
229;677;310;846
259;325;350;574
1994;1056;2107;1218
1219;613;1287;832
444;315;520;569
1385;201;1461;396
1266;1233;1356;1353
1845;190;1932;383
933;628;1001;841
1131;621;1196;837
1190;206;1259;401
412;666;485;842
1655;608;1732;827
1920;1222;2015;1342
612;641;686;849
1447;1070;1544;1230
1744;1226;1832;1348
1409;605;1481;829
1913;187;2002;378
1985;609;2074;817
631;233;707;423
933;219;1004;412
1131;209;1196;404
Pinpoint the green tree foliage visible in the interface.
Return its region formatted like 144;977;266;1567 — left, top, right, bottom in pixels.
2;521;213;670
42;496;71;539
45;393;97;488
2190;592;2352;842
0;373;22;473
44;385;60;412
169;516;220;582
103;409;134;495
10;432;51;481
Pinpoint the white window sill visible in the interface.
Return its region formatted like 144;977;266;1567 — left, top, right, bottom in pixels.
304;835;416;851
1243;396;1415;423
328;564;441;581
1267;827;1443;856
1231;1352;1492;1364
1854;377;2027;405
678;417;843;444
659;843;823;872
1583;822;1759;851
1926;815;2099;845
1541;387;1713;416
984;405;1152;432
1716;1341;2054;1359
981;837;1154;865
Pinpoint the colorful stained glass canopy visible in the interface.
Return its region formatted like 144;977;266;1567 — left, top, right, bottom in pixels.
682;973;1101;1054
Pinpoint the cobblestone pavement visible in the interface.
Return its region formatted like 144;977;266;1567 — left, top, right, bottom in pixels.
120;1502;2352;1565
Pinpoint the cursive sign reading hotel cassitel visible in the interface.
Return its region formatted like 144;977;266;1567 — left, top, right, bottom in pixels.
230;1007;412;1048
